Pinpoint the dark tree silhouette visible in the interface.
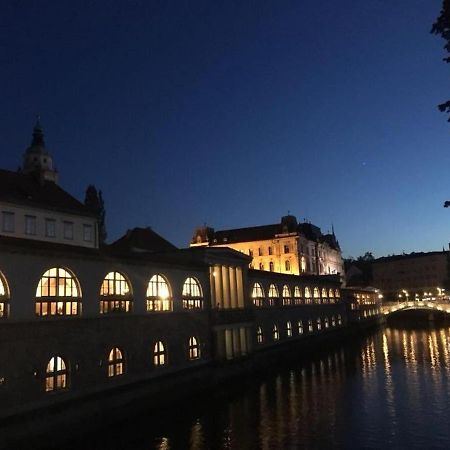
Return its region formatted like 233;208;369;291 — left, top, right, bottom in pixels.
431;0;450;121
84;185;107;245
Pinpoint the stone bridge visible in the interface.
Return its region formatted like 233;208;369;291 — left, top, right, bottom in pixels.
382;300;450;316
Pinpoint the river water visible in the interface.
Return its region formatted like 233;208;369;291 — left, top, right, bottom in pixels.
37;325;450;449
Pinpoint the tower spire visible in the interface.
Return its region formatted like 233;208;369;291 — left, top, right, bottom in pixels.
31;115;45;148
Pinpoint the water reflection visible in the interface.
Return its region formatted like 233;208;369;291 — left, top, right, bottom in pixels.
36;326;450;450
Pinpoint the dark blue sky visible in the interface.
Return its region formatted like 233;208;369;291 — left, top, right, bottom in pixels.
1;0;448;257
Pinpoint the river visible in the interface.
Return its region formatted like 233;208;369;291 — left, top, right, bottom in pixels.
29;325;450;449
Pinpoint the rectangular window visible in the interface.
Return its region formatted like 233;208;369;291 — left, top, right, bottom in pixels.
284;244;289;254
249;249;253;257
45;219;56;238
25;215;37;235
268;246;272;255
258;248;262;256
83;224;93;242
1;212;14;233
63;221;74;240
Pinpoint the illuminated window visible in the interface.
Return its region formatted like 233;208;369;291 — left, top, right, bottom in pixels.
305;287;312;304
153;341;166;366
100;272;132;314
188;336;200;360
285;260;291;271
45;356;68;392
335;289;341;298
36;267;81;317
0;272;9;318
257;326;263;344
286;321;292;337
337;314;342;325
313;287;320;298
331;316;336;327
329;288;334;298
268;284;278;306
324;317;329;328
301;256;306;273
298;320;303;334
308;319;313;332
107;347;124;377
269;262;274;272
321;288;327;299
282;285;291;306
294;286;302;305
147;275;172;312
317;318;322;331
272;324;279;341
182;277;203;309
251;282;264;307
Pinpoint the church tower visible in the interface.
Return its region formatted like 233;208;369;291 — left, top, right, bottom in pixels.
22;118;59;183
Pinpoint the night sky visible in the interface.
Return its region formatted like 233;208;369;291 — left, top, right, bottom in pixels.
1;1;448;258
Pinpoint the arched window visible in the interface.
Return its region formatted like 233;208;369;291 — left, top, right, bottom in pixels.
45;356;68;392
313;287;320;298
259;263;264;271
251;282;265;307
338;314;342;325
107;347;124;377
324;317;329;328
317;317;322;331
268;284;278;306
100;272;132;314
308;319;313;332
0;272;9;318
304;287;312;304
269;262;274;272
335;289;341;299
272;324;279;341
282;285;291;306
298;320;303;334
294;286;302;305
36;267;81;317
188;336;200;360
321;287;327;300
257;326;263;344
329;288;334;298
286;321;292;337
153;341;166;366
285;260;291;272
146;275;172;312
182;277;203;309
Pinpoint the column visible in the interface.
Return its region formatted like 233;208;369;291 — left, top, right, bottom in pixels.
209;267;216;309
222;265;230;309
236;267;244;308
214;265;223;308
229;266;237;309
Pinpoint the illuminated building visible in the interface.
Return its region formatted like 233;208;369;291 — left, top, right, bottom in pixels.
0;122;369;425
191;215;344;277
372;251;450;301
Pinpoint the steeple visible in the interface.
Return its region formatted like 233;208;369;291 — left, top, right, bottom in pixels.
22;117;58;183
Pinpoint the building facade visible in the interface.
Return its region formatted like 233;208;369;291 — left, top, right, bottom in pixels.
190;215;344;277
0;123;378;423
372;251;449;301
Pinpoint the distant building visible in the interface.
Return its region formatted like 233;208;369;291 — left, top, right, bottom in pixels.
0;120;99;248
190;215;344;277
372;251;450;301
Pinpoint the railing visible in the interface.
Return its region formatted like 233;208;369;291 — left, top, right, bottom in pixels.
382;300;450;315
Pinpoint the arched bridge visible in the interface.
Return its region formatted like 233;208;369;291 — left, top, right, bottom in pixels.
382;300;450;316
